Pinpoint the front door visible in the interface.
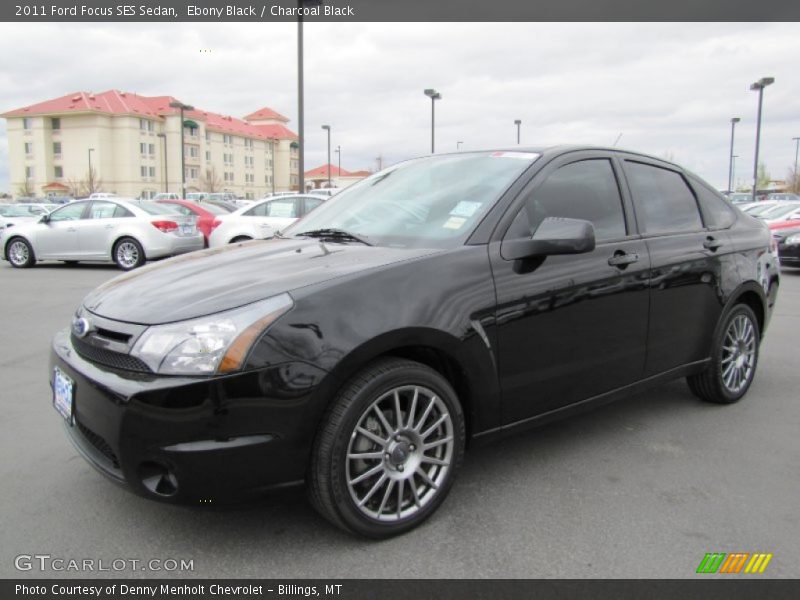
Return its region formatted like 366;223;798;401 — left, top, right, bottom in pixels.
36;201;88;259
490;153;651;424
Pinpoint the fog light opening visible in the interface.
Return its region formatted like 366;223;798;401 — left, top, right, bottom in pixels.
138;461;179;497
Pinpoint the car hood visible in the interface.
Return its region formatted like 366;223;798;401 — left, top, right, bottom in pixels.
82;238;438;324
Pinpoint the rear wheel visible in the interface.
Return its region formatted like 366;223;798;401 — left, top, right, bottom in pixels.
308;358;465;538
6;237;35;268
113;237;145;270
687;304;760;404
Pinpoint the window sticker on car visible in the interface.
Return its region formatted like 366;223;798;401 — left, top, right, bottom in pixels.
450;201;482;218
443;216;467;230
490;151;540;160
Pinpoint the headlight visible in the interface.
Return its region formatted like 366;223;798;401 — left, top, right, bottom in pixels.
130;293;293;375
785;234;800;245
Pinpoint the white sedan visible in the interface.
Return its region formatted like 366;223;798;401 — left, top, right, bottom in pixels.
2;198;204;270
208;194;327;248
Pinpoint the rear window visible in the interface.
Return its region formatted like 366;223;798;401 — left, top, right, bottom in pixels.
689;177;737;229
625;161;703;235
200;202;230;215
137;202;181;215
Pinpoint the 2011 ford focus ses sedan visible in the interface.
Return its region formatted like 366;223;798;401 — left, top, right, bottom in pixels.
50;147;780;538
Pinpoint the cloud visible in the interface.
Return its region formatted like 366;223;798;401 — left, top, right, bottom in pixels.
0;21;797;192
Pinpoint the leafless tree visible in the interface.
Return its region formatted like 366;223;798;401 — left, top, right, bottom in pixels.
786;167;800;194
201;166;222;193
15;179;34;198
66;168;104;198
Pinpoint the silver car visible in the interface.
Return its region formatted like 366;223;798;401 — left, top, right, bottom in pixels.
1;198;204;270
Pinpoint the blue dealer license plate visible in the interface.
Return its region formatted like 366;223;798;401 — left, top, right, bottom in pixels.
53;367;75;424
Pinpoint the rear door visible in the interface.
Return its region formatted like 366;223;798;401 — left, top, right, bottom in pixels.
78;201;134;258
620;157;732;375
491;151;651;423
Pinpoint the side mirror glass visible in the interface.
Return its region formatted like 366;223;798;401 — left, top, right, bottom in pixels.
39;214;50;224
502;217;596;260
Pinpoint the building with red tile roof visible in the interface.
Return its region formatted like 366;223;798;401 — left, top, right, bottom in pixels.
3;90;300;198
304;163;371;190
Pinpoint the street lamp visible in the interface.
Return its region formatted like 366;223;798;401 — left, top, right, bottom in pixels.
157;133;167;193
749;77;775;202
335;145;341;180
424;88;441;154
727;117;740;193
514;119;521;145
321;125;331;187
793;137;800;183
296;2;322;193
87;148;95;192
731;155;738;191
169;100;194;198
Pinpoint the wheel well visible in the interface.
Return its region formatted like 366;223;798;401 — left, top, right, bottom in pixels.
4;235;29;257
734;290;765;333
230;235;252;243
381;346;473;443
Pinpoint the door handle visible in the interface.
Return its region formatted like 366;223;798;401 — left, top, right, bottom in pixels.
608;252;639;267
66;227;77;232
703;236;723;251
104;224;114;229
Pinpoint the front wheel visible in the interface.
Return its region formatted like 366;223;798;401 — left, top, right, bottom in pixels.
308;358;465;538
113;237;145;270
6;237;36;268
230;236;252;244
687;304;760;404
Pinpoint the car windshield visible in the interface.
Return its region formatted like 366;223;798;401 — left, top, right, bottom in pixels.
0;205;37;217
284;151;540;248
761;203;800;218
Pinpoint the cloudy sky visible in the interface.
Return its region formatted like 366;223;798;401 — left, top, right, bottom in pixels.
0;21;798;191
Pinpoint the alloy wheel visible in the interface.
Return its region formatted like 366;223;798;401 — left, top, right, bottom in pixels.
720;313;756;394
116;241;139;269
8;240;29;266
345;385;454;522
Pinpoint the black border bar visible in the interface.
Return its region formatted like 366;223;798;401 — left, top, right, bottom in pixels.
4;0;800;22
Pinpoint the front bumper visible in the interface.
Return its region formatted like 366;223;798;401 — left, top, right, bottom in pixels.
50;329;329;503
778;243;800;266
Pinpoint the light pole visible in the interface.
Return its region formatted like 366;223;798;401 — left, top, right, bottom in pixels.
749;77;775;202
731;155;738;191
793;137;800;185
169;100;194;198
424;88;441;154
514;119;521;144
322;125;331;187
157;133;167;192
87;148;95;193
335;145;341;180
727;117;740;193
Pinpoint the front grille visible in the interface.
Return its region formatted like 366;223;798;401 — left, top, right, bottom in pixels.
71;334;151;373
76;420;120;469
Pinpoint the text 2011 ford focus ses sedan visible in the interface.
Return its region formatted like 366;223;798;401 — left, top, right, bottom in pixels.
50;147;779;537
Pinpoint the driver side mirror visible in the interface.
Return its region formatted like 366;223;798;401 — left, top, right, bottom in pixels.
38;214;50;224
502;217;596;260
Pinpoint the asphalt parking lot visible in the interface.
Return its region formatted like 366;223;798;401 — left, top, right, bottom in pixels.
0;260;798;579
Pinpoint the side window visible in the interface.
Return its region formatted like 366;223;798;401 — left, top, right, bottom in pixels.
263;199;298;218
506;159;627;242
245;203;267;217
303;197;324;215
690;177;737;230
113;205;134;218
88;201;117;219
49;202;86;222
625;161;703;235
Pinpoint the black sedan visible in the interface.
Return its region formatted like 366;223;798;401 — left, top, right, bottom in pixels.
773;225;800;267
50;147;779;538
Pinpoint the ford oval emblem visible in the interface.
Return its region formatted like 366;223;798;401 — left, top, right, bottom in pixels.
72;317;91;338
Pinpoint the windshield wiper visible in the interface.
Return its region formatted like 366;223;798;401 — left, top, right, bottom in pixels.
295;228;372;246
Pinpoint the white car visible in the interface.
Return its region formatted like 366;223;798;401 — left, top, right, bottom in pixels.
0;203;54;234
757;202;800;223
2;198;204;270
88;192;117;199
208;194;327;248
153;192;181;201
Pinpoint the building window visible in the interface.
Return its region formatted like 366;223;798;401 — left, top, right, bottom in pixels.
205;150;211;161
149;143;155;155
149;166;156;177
23;117;32;130
54;166;63;179
244;138;254;149
224;153;233;165
186;167;198;180
223;134;233;145
24;142;33;155
188;146;199;158
25;166;35;179
205;130;211;141
52;141;61;156
51;117;61;130
140;142;147;155
185;126;198;138
140;118;154;132
140;166;148;178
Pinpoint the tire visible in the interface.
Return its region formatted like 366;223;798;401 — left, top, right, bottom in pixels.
308;358;465;538
6;237;36;268
687;304;760;404
230;236;252;244
113;237;145;270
